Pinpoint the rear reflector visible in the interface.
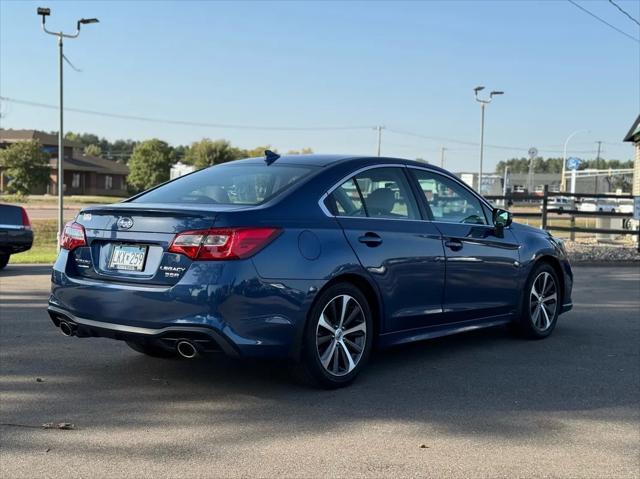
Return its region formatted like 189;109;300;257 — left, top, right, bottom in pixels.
168;227;281;261
60;221;87;251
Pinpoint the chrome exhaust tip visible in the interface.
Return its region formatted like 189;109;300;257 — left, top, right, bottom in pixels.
59;321;74;337
176;340;198;359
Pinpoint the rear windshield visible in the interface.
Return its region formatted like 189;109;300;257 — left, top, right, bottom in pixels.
0;205;23;225
132;164;316;205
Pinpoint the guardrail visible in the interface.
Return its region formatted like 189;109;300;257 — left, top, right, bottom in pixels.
484;186;639;252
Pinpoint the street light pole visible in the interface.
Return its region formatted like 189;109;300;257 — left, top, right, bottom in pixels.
561;129;589;192
37;7;98;249
474;86;503;194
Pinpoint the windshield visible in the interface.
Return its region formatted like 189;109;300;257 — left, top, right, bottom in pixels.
132;163;317;205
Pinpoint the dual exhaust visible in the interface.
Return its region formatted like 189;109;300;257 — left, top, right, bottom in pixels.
57;320;198;359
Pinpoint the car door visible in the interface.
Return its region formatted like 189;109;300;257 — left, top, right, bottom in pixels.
322;166;446;332
408;167;521;321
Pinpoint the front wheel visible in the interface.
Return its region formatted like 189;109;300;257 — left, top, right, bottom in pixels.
513;263;560;339
295;283;373;389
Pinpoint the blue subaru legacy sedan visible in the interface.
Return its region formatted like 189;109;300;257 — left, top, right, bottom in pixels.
49;154;573;388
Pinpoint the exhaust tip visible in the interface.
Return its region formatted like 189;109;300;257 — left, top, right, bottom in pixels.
59;321;74;337
176;340;198;359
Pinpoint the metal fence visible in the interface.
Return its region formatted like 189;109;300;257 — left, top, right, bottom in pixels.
484;186;639;252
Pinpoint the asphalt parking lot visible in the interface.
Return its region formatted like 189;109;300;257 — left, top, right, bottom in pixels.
0;264;638;478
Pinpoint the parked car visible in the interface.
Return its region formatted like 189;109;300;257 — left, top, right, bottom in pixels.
48;155;573;388
541;197;577;212
0;204;33;269
578;199;618;213
616;199;633;214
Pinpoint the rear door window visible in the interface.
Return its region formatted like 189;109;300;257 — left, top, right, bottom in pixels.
324;167;420;220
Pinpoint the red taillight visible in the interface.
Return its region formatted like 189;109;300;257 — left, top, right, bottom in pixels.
20;207;31;230
60;221;87;251
168;227;281;261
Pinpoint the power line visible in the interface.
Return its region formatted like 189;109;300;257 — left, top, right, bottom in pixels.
0;96;374;132
567;0;640;43
386;128;596;154
608;0;640;27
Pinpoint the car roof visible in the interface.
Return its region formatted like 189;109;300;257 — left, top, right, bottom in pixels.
224;154;447;172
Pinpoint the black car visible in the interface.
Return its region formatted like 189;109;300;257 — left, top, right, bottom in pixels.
0;204;33;269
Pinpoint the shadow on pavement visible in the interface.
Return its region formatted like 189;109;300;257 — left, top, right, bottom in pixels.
0;266;638;463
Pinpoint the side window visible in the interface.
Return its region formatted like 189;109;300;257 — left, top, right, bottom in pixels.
324;178;365;217
354;167;419;220
411;170;487;225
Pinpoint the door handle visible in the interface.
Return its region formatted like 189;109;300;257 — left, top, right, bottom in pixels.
358;232;383;247
444;239;463;251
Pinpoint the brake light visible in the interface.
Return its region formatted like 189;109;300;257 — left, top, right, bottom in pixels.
168;227;281;261
60;221;87;251
19;207;31;230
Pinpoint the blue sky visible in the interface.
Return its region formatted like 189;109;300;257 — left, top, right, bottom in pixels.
1;0;639;172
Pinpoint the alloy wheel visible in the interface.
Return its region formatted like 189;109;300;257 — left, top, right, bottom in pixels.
529;272;558;331
315;294;367;377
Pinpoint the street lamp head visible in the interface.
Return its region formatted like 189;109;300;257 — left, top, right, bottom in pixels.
37;7;51;16
490;90;504;97
474;86;485;94
79;18;99;24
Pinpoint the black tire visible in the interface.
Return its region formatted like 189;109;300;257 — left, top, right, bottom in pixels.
126;340;176;358
0;254;9;270
295;282;373;389
513;263;560;339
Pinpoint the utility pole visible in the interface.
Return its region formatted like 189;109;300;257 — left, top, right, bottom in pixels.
595;141;603;193
37;7;99;250
502;166;509;207
376;126;384;157
439;147;447;168
473;86;503;193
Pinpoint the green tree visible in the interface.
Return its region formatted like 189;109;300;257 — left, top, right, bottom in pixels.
286;147;313;155
183;139;242;168
241;146;274;158
127;139;174;191
0;140;50;195
83;144;102;157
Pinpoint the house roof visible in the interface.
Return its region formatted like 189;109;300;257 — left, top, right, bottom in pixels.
623;114;640;143
0;128;128;175
50;155;129;175
0;129;82;148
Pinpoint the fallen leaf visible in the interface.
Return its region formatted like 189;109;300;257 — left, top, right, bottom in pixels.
420;444;429;449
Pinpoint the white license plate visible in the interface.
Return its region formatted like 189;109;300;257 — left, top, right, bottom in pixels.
108;244;148;271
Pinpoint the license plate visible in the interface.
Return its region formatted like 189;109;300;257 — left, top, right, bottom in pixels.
108;244;148;271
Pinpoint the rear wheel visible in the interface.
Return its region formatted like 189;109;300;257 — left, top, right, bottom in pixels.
126;340;176;358
296;283;373;389
0;254;9;270
513;263;560;339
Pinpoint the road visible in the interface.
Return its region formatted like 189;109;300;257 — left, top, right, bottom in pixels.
1;265;638;478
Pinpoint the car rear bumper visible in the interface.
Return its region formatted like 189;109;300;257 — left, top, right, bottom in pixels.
48;305;240;356
50;253;318;359
0;228;33;255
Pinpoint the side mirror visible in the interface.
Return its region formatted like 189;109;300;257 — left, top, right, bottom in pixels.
492;208;512;228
